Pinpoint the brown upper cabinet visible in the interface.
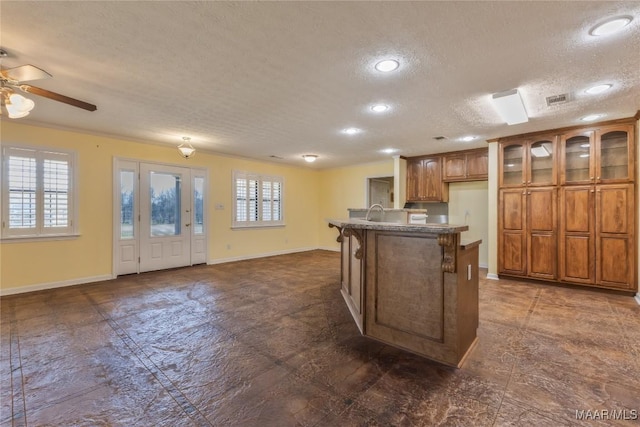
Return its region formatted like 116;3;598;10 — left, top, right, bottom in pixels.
560;124;635;185
499;135;557;188
443;148;488;182
406;156;448;202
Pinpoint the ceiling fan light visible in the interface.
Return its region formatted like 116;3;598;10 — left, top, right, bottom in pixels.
9;93;35;113
6;104;31;119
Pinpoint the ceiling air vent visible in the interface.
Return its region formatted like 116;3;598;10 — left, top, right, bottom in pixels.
546;93;570;107
433;136;448;141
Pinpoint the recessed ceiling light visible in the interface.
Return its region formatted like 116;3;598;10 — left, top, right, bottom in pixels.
461;136;476;142
371;104;389;113
585;84;612;95
581;114;603;122
380;148;398;154
589;16;633;36
342;127;361;135
302;154;318;163
375;59;400;72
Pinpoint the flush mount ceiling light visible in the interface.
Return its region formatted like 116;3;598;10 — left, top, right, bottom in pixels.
370;104;389;113
302;154;318;163
589;16;633;36
461;136;476;142
342;127;362;135
490;89;529;125
178;137;195;158
374;59;399;72
380;148;398;154
585;84;612;95
581;114;604;122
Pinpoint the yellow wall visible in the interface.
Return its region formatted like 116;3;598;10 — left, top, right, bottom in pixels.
448;181;489;267
0;122;321;292
317;160;394;250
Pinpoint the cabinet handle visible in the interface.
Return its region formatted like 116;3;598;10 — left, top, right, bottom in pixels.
590;190;595;193
590;176;594;180
597;176;600;180
527;181;531;184
522;191;526;195
528;192;531;195
522;180;525;184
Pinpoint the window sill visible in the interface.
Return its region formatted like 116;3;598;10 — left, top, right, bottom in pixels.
231;224;285;230
1;233;81;243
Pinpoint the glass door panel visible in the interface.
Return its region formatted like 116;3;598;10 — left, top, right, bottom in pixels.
599;130;629;181
564;135;592;183
529;140;555;185
120;170;135;239
194;176;204;235
502;144;524;186
149;172;182;237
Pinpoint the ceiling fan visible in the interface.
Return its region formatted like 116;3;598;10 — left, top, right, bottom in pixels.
0;49;97;118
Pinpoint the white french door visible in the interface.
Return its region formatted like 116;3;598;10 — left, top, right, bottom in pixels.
139;163;191;272
114;159;207;276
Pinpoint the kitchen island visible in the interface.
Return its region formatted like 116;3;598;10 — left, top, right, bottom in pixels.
328;218;480;367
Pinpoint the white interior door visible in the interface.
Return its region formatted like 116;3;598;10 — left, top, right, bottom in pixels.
139;163;191;272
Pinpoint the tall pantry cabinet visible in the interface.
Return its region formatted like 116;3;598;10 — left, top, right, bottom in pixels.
497;118;637;291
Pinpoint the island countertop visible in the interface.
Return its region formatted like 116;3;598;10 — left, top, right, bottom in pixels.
327;218;468;234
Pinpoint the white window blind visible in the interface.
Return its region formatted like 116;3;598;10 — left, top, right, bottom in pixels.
233;171;284;227
2;146;76;238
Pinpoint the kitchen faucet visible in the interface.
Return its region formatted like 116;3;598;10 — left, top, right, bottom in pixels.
365;203;385;221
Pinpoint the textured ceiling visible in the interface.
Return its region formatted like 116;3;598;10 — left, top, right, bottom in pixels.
1;1;639;169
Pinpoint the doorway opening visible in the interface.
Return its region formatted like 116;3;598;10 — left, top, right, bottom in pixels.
367;176;394;208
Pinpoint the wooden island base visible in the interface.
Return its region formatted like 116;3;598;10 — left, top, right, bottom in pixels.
329;219;480;368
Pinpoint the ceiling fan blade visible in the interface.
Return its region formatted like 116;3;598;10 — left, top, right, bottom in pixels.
20;84;97;112
1;65;52;82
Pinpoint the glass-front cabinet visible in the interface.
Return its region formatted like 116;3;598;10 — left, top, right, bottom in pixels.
499;135;557;187
597;125;634;183
561;125;634;185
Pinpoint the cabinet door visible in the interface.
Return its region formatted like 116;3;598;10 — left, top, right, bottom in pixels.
559;186;595;284
561;131;595;185
596;184;634;288
423;158;445;201
500;142;526;187
443;154;466;182
406;159;424;201
528;136;557;186
499;189;526;275
466;149;489;180
527;187;557;279
596;125;634;183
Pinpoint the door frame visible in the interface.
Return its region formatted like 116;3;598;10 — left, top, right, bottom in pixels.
112;157;208;277
365;175;394;208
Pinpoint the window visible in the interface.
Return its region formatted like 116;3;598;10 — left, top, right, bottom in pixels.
233;170;283;228
2;145;77;239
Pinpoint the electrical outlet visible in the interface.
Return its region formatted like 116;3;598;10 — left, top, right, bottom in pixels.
215;203;225;210
464;209;470;216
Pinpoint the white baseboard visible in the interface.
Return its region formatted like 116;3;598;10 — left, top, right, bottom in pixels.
486;273;499;281
635;293;640;306
0;274;113;296
208;246;319;265
479;263;488;269
317;246;340;252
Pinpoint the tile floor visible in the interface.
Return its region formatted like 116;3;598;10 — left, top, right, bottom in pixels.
1;250;639;426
